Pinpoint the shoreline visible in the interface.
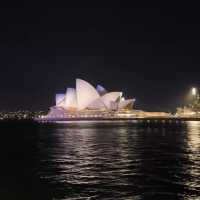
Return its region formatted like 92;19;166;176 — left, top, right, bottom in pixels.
35;117;200;122
1;117;200;123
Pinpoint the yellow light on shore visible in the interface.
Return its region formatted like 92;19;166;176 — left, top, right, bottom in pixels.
192;87;197;96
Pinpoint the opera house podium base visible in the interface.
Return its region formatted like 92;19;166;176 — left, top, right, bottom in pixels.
36;111;139;122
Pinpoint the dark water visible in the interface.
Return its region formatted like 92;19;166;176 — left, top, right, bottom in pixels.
0;120;199;200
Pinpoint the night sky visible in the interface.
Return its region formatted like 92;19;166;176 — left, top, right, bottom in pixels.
0;1;200;112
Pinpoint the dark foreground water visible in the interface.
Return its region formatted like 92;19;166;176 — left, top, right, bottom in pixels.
0;120;199;200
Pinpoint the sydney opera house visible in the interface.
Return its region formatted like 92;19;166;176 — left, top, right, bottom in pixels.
42;79;136;119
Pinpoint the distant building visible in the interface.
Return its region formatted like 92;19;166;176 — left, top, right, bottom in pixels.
176;107;197;117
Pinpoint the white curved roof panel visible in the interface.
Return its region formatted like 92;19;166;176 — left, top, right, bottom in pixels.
101;92;122;110
118;99;135;110
76;79;100;110
64;88;77;109
87;98;106;110
55;94;65;105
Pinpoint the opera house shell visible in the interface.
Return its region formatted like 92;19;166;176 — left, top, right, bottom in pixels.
46;79;135;118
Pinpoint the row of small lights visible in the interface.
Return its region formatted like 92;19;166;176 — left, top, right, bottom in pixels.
41;113;133;119
42;114;113;118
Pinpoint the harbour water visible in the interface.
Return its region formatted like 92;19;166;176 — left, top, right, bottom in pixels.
0;120;199;199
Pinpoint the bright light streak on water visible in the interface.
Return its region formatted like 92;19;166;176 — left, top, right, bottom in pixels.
0;121;199;199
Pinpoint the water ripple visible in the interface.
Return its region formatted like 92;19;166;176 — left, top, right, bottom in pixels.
35;121;200;199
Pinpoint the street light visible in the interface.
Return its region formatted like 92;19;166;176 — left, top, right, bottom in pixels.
192;87;197;96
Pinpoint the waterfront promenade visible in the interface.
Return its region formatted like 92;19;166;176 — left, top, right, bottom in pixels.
36;116;200;123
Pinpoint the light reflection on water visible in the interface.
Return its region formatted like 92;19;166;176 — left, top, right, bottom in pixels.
187;121;200;152
185;121;200;192
34;121;200;200
1;121;199;199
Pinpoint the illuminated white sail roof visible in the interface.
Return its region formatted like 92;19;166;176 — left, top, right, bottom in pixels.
76;79;100;110
57;99;65;108
55;94;65;105
64;88;77;109
101;92;122;110
87;98;106;110
53;79;135;112
118;99;135;110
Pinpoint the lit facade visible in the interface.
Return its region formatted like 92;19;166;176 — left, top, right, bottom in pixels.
44;79;136;119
